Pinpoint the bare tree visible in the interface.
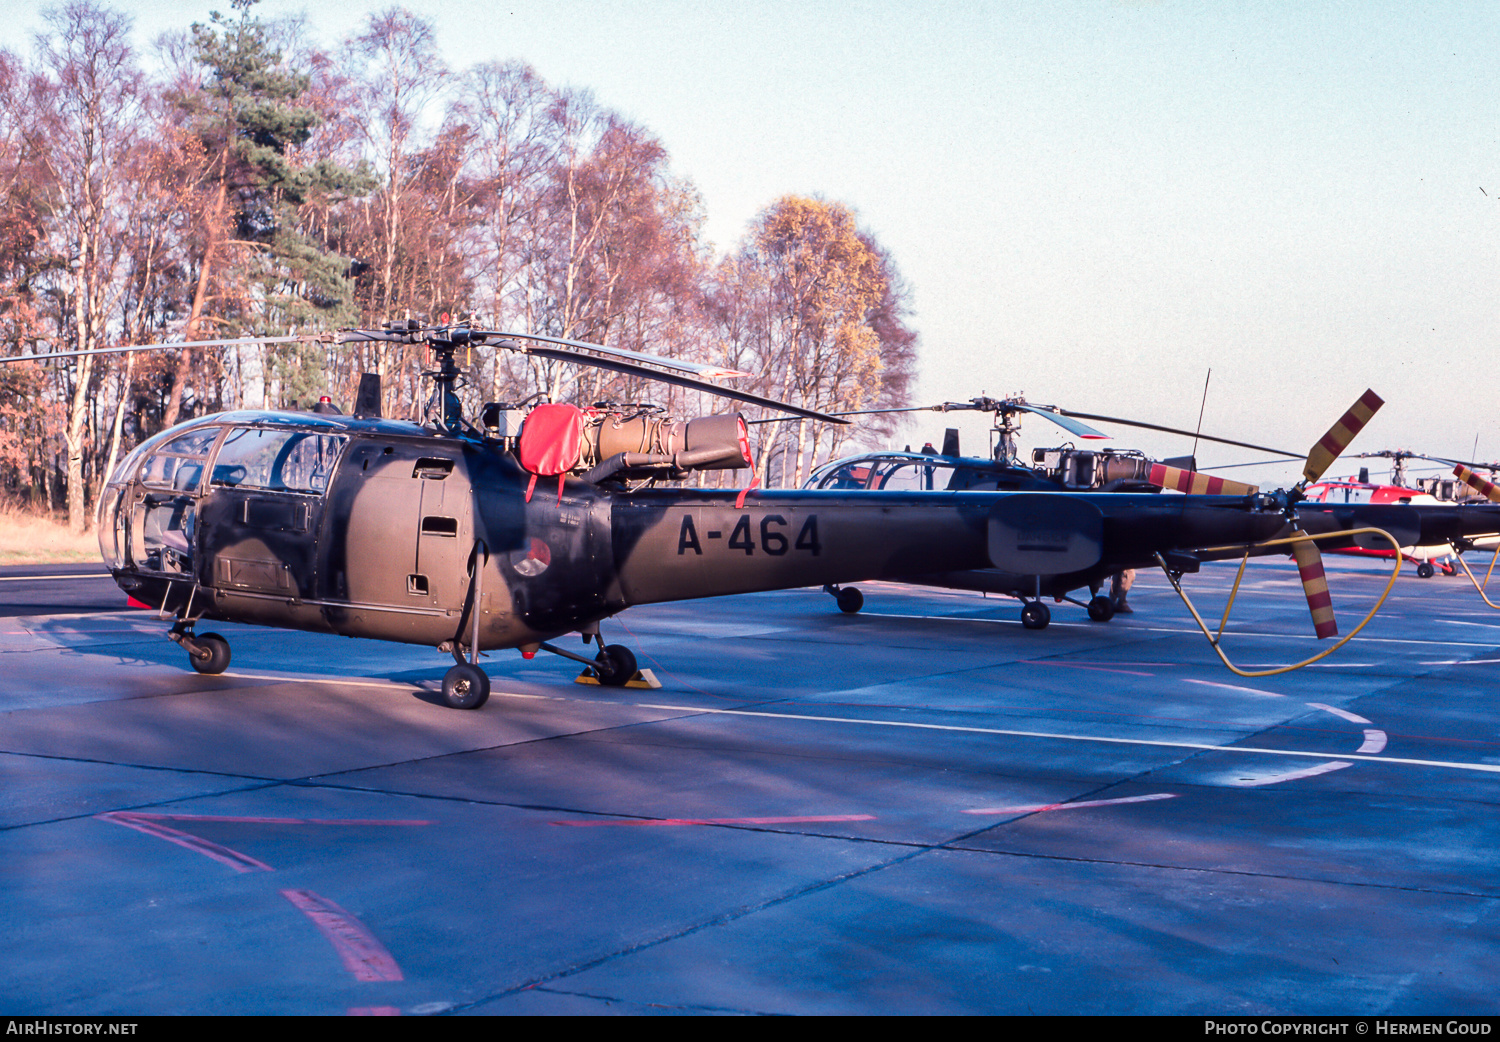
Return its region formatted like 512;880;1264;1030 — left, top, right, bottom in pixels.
33;0;142;531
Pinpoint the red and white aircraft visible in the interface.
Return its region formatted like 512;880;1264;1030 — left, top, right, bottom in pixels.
1303;458;1500;577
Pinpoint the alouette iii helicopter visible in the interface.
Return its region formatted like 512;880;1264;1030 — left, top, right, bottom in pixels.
10;324;1496;704
799;395;1307;620
799;395;1500;628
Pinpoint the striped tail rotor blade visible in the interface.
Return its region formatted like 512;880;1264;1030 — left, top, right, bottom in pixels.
1147;463;1259;497
1290;531;1338;639
1304;389;1384;484
1454;464;1500;504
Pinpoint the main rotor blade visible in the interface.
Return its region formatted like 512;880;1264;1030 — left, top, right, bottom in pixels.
1291;531;1338;639
520;345;847;424
1012;403;1110;440
2;335;309;364
1148;463;1259;497
1454;464;1500;504
1304;389;1384;484
1399;452;1500;473
1057;410;1304;458
476;330;751;380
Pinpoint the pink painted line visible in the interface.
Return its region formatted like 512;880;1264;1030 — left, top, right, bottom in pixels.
127;813;432;826
1358;730;1388;754
98;812;274;872
1230;761;1352;787
963;792;1177;815
552;814;877;827
348;1008;401;1016
1019;661;1154;677
282;889;403;982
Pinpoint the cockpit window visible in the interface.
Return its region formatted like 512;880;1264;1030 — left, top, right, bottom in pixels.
811;457;955;491
211;428;345;494
872;460;947;491
140;428;221;491
817;463;874;489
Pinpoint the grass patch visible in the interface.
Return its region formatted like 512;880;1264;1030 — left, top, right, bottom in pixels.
0;507;101;564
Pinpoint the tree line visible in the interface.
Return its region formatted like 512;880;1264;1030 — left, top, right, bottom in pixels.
0;1;917;532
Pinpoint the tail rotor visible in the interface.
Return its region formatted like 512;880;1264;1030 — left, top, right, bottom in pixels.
1146;389;1386;641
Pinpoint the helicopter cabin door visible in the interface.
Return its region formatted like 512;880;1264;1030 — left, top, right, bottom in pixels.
198;427;346;601
321;443;473;617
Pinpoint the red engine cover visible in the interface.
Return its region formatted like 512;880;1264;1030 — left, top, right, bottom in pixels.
518;403;585;476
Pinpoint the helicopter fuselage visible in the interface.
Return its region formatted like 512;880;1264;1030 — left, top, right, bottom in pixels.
97;410;1292;653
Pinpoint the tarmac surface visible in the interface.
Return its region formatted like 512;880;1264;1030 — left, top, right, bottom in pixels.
3;558;1500;1015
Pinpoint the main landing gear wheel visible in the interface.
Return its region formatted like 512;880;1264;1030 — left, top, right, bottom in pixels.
442;662;490;709
836;587;864;614
1021;602;1051;630
189;632;231;675
1087;595;1115;622
1417;562;1435;579
593;644;638;688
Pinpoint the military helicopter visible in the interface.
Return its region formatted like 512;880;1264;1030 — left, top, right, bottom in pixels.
800;394;1306;621
799;395;1500;625
7;326;1487;705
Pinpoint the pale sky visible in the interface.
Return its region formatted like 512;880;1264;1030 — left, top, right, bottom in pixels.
8;1;1498;486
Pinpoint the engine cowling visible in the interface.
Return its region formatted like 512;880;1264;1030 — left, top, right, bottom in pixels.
517;404;754;484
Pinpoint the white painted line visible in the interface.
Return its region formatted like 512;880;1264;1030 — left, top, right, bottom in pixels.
963;793;1177;815
1358;730;1388;754
1436;619;1500;630
1184;678;1283;698
494;692;1500;777
1306;702;1372;725
226;672;428;691
1229;761;1353;787
1419;659;1500;666
0;573;109;581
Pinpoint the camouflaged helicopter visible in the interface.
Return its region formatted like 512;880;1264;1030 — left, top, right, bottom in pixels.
10;325;1488;704
794;392;1500;630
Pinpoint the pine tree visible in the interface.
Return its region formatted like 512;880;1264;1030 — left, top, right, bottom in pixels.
165;0;372;417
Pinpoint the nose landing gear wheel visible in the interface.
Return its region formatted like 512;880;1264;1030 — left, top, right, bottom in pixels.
594;644;638;687
1021;602;1051;630
189;633;232;675
1417;562;1435;579
835;587;864;614
1087;595;1115;622
442;662;490;709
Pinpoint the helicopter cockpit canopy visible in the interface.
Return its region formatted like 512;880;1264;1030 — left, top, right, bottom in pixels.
97;413;365;580
803;452;1047;493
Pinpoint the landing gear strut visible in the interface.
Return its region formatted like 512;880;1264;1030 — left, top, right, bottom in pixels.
442;539;493;708
529;628;649;689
